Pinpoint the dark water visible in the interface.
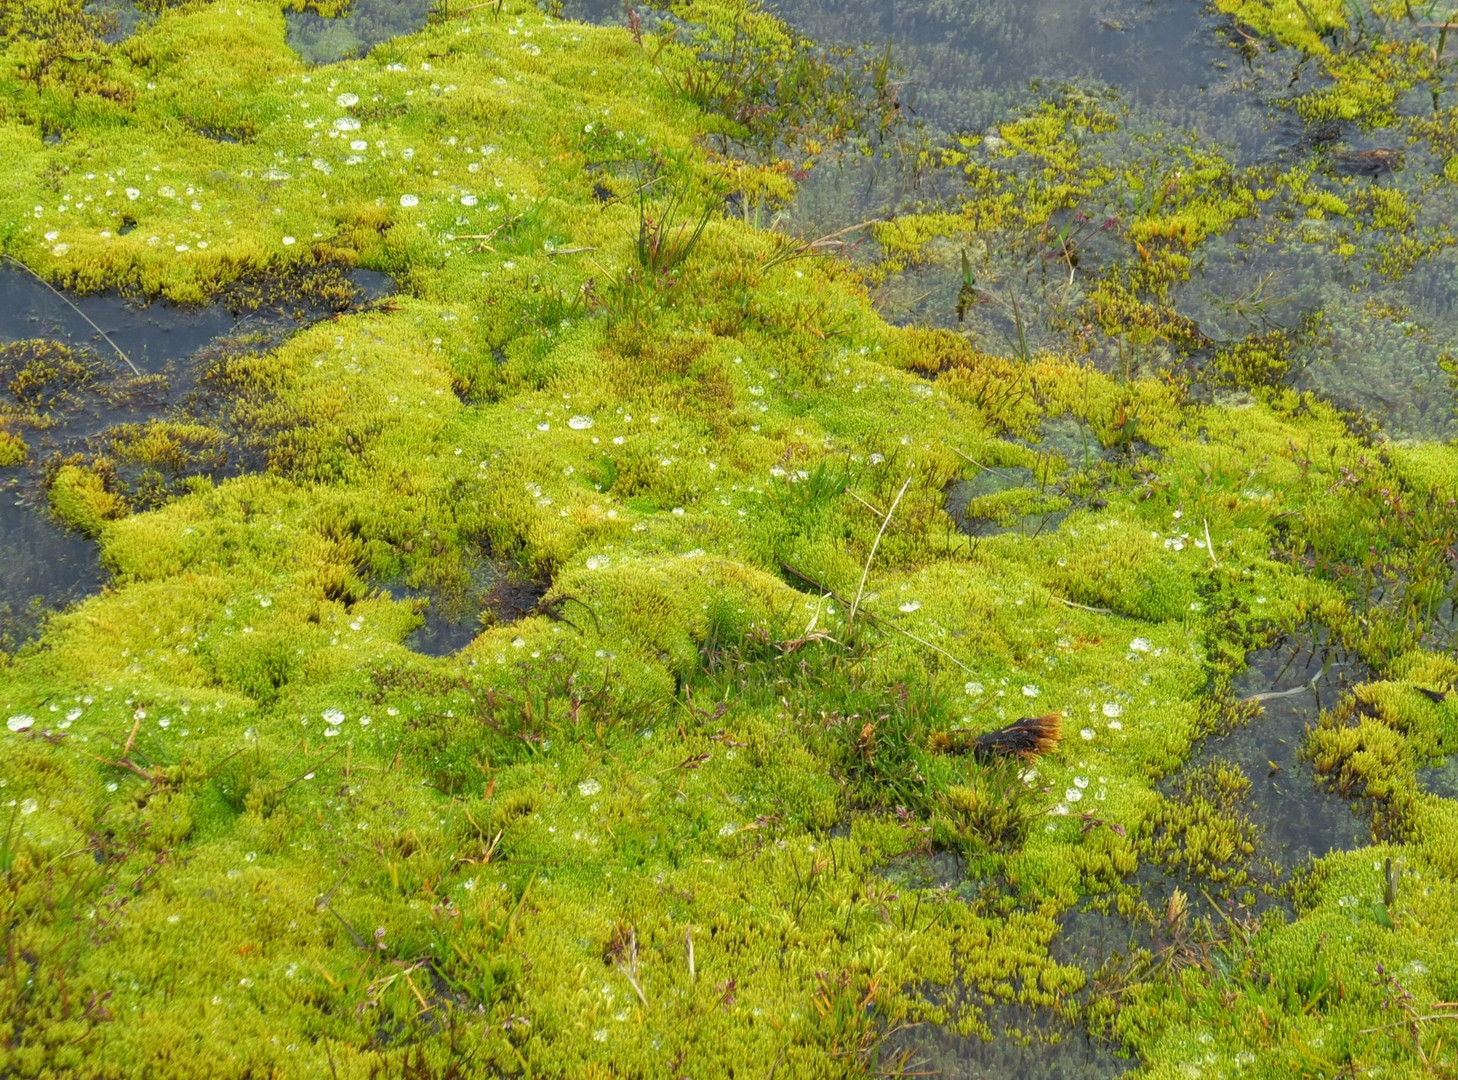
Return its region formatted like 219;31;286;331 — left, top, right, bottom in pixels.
943;417;1113;537
565;0;1249;127
877;848;977;897
0;264;393;373
1418;753;1458;799
86;0;148;43
0;263;393;646
1180;631;1370;869
0;497;103;648
561;0;1458;439
770;0;1260;136
944;465;1071;539
1050;904;1148;978
86;0;436;64
286;0;437;66
387;556;548;656
882;997;1134;1080
0;266;234;377
1023;417;1116;469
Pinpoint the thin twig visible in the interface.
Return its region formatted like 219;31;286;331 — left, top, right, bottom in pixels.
850;477;912;631
1359;1015;1458;1034
317;895;369;951
449;212;524;253
623;929;649;1007
685;927;695;982
760;218;880;270
948;445;1024;483
1203;518;1219;568
845;489;885;517
891;623;974;673
402;968;433;1014
778;560;973;672
440;0;501;15
1242;686;1313;704
85;750;162;785
2;254;140;376
1052;595;1113;614
121;713;142;757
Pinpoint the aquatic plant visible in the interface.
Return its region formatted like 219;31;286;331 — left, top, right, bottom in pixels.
632;165;714;278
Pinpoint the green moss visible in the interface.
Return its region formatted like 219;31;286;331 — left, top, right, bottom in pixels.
47;461;127;534
0;429;26;466
6;0;1458;1075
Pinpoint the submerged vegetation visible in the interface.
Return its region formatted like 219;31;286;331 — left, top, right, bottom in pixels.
5;0;1458;1076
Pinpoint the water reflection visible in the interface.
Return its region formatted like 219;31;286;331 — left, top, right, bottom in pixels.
386;557;548;656
286;0;437;65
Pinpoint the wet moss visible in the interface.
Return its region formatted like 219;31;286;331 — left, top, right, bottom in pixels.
0;339;99;411
7;0;1458;1075
0;429;27;467
47;460;127;534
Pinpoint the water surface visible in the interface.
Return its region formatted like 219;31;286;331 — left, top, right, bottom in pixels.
0;262;393;647
286;0;438;65
563;0;1458;439
1177;631;1370;871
